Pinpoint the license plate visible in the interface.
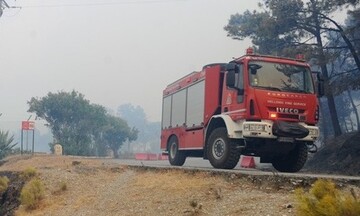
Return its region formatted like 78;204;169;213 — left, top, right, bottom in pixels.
277;137;295;143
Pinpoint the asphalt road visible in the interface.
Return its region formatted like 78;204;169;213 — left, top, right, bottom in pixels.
114;157;360;181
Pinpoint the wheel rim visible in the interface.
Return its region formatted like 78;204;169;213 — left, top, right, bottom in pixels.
212;138;226;160
170;142;177;159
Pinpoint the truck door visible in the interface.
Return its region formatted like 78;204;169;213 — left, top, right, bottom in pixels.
222;63;246;119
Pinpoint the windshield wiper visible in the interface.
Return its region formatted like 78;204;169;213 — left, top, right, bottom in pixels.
254;86;282;92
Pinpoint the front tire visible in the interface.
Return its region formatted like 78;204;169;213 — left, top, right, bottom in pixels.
168;136;186;166
272;142;308;172
207;127;241;169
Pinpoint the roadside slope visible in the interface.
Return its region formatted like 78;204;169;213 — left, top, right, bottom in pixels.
0;155;298;216
305;132;360;176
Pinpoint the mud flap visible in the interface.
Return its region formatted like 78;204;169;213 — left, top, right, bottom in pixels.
272;120;309;138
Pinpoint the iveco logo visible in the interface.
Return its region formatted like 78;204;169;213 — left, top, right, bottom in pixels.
276;107;299;114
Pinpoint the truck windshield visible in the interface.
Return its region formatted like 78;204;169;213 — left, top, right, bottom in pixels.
248;61;315;94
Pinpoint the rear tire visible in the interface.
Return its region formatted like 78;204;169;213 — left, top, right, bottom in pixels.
168;136;186;166
272;142;308;173
207;127;241;169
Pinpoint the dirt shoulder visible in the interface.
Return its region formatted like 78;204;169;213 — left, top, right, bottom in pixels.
0;155;358;216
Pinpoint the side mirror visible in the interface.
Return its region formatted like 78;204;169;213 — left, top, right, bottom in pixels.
226;70;236;88
226;63;237;72
226;63;239;89
226;63;244;95
248;63;262;75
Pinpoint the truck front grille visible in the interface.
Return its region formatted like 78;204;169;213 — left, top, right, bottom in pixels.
277;113;299;120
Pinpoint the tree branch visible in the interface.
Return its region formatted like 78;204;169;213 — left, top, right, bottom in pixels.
330;68;360;79
0;0;9;9
318;12;360;72
292;42;318;46
323;46;349;50
319;27;341;32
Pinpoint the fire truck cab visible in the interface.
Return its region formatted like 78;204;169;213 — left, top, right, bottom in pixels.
160;48;323;172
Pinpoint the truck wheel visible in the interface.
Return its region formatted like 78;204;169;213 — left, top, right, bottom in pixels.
207;127;240;169
168;136;186;166
272;142;308;173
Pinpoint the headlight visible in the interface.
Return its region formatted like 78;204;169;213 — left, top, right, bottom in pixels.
308;128;319;136
244;124;266;132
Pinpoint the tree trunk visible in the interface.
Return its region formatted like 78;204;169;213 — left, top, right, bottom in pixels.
347;89;360;131
310;3;342;136
316;43;342;136
112;147;119;158
325;93;342;136
319;99;330;137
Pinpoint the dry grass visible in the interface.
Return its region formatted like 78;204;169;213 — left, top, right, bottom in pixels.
20;178;45;210
0;176;9;193
0;154;106;172
130;170;220;195
20;167;38;180
296;179;360;216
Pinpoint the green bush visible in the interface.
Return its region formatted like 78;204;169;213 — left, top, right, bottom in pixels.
296;179;360;216
20;178;45;210
0;176;9;193
0;130;17;159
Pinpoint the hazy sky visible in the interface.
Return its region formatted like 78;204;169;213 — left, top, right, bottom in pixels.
0;0;350;135
0;0;261;133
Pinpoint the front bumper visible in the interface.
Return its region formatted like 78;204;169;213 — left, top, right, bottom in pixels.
242;120;319;141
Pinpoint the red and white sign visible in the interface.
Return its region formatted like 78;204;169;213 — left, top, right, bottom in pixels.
22;121;35;130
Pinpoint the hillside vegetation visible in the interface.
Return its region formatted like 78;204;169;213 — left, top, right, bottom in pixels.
305;132;360;176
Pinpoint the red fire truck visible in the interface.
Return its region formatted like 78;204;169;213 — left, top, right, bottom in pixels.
160;48;323;172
